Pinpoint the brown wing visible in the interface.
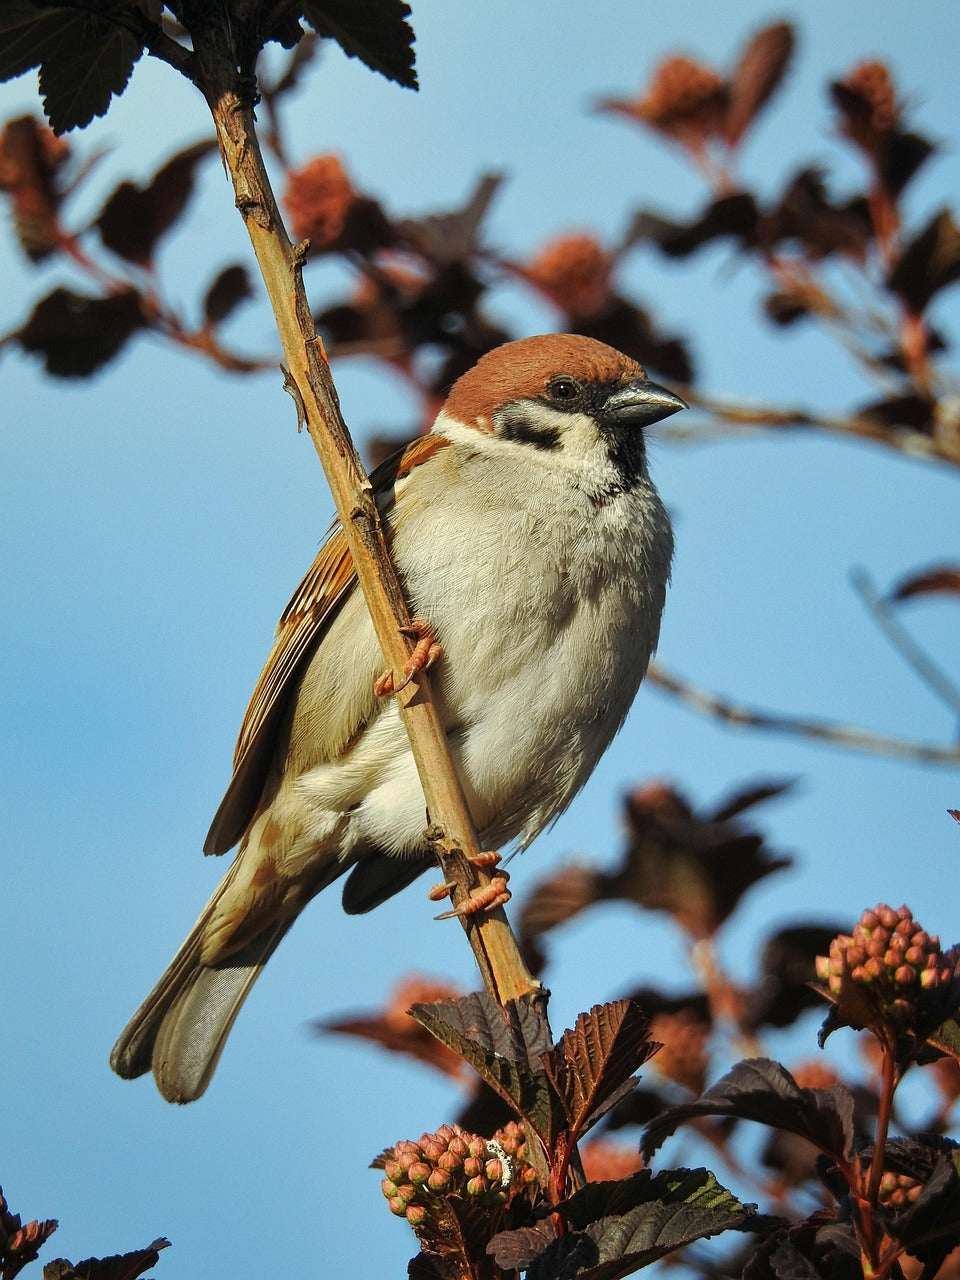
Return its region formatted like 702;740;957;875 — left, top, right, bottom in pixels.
203;432;451;856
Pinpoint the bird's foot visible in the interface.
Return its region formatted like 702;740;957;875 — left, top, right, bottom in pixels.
429;851;511;919
374;618;442;697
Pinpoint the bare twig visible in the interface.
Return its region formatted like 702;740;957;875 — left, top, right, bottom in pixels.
193;46;539;1006
647;662;960;767
670;390;960;467
851;568;960;720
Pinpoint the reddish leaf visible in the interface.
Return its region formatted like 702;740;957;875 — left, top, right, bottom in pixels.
541;1001;658;1139
889;565;960;603
887;209;960;315
724;22;795;146
597;56;729;155
319;976;470;1080
14;286;148;377
300;0;417;90
94;140;215;267
203;265;253;327
0;114;69;259
0;1186;58;1280
0;4;144;134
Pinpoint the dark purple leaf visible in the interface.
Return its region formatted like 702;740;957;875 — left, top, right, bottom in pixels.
541;1002;658;1138
882;1152;960;1273
410;992;564;1146
889;565;960;603
888;209;960;314
41;1239;169;1280
744;922;849;1031
524;1168;753;1280
772;169;872;260
487;1221;558;1271
763;290;810;326
628;192;759;258
203;265;253;327
94;139;216;267
574;299;694;384
14;286;147;377
398;173;504;264
301;0;417;90
857;392;936;434
641;1058;855;1164
880;130;936;197
0;3;144;134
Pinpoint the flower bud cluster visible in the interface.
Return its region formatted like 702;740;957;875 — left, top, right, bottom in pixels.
878;1170;922;1209
489;1121;538;1188
816;904;959;1036
380;1125;513;1227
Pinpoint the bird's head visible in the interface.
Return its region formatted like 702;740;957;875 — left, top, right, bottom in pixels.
436;334;686;498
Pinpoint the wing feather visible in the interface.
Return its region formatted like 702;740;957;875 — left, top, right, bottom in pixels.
203;432;451;856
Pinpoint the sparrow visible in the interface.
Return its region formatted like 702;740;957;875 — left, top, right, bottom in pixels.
110;333;684;1102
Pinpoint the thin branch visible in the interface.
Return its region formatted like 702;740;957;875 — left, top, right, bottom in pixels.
670;390;960;467
193;51;539;1007
851;568;960;720
647;662;960;767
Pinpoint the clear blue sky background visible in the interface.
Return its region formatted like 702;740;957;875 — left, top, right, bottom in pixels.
2;3;958;1276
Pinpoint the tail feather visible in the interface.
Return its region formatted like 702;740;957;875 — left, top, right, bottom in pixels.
150;921;291;1102
110;854;347;1103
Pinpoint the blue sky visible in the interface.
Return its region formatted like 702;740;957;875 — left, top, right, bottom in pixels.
2;3;959;1277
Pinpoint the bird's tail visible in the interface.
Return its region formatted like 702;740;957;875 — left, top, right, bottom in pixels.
109;857;332;1103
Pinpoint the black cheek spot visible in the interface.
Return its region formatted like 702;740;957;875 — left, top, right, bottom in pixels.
496;408;562;451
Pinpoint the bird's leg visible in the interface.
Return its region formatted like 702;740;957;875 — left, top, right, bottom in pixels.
374;617;442;697
430;851;511;919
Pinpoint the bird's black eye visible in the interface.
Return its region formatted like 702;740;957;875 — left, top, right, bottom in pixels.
546;376;582;403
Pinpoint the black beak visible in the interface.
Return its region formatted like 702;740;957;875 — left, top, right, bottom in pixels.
602;378;687;428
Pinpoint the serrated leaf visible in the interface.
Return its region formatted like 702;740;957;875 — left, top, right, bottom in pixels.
724;22;795;146
0;4;144;133
410;993;564;1145
14;286;147;377
42;1238;169;1280
301;0;417;89
94;139;215;266
524;1168;753;1280
542;1002;657;1139
641;1059;854;1164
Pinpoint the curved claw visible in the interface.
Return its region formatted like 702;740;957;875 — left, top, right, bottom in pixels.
374;618;442;697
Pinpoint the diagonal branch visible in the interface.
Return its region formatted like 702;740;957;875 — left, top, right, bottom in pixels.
647;662;960;768
193;62;539;1006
